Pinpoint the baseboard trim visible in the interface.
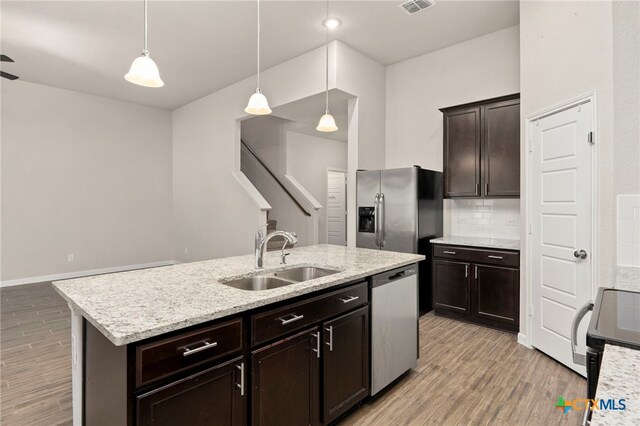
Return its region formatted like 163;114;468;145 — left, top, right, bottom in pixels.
0;260;176;288
517;332;532;348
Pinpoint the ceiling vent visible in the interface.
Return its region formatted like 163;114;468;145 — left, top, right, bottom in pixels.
399;0;436;16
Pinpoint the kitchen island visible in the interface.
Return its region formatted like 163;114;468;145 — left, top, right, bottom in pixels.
54;244;423;425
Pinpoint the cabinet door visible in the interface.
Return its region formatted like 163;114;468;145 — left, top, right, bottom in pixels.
137;356;246;426
251;327;320;426
482;99;520;197
443;107;481;197
322;306;369;424
474;264;519;327
433;260;470;314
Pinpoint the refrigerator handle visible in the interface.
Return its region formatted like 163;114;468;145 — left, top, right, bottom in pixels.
374;193;380;247
379;193;385;247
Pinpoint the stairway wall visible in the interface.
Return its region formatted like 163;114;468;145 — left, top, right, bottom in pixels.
240;144;313;247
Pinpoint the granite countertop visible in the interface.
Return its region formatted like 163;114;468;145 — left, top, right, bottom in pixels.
590;345;640;425
53;244;423;346
430;236;520;251
614;266;640;292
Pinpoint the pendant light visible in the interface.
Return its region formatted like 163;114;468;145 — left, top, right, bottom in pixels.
317;0;338;132
245;0;272;115
125;0;164;88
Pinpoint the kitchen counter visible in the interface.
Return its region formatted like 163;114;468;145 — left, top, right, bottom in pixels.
430;236;520;251
53;244;423;346
590;345;640;425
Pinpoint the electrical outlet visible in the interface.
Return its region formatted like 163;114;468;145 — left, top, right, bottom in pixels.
67;254;75;263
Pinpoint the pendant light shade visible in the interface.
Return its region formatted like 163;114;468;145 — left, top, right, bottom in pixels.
246;0;271;115
125;51;164;87
245;89;272;115
317;0;338;133
125;0;164;88
316;112;338;132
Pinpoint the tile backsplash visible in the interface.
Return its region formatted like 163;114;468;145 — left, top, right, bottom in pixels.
447;199;520;240
617;194;640;267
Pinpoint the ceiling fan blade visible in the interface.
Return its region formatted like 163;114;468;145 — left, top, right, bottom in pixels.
0;71;19;80
0;55;15;62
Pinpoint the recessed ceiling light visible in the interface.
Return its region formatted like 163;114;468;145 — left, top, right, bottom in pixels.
322;18;341;29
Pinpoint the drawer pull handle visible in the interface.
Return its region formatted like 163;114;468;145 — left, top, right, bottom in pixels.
181;340;218;357
488;255;503;260
339;295;359;304
278;313;304;325
443;250;456;255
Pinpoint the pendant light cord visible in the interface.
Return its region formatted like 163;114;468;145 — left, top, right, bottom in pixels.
257;0;261;89
324;0;329;114
143;0;148;53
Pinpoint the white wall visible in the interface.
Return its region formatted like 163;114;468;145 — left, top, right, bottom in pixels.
241;115;291;175
286;131;348;244
519;0;616;343
1;81;173;282
385;25;520;171
335;43;386;246
385;25;521;238
613;1;640;267
173;41;385;262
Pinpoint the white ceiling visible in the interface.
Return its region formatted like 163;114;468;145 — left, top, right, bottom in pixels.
1;1;519;110
272;89;351;143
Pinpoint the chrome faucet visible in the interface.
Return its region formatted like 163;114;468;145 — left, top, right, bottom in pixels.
255;226;298;268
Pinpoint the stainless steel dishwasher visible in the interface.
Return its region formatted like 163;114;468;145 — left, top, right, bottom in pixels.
370;264;418;395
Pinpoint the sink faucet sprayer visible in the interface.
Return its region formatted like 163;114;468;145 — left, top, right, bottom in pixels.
255;225;298;268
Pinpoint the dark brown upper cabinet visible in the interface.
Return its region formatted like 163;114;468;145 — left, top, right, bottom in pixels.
440;94;520;198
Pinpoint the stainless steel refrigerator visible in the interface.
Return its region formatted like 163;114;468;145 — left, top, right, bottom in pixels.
356;167;443;313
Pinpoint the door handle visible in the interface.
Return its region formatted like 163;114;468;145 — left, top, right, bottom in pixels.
325;326;333;351
338;295;359;304
574;250;588;259
311;332;321;358
236;362;245;396
571;301;594;365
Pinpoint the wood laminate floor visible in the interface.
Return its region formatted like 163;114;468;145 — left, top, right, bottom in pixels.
0;283;585;426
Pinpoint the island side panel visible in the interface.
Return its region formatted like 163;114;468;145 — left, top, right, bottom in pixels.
84;319;128;425
69;307;83;426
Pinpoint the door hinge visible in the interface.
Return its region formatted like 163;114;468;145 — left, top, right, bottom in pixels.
588;131;595;144
529;223;532;235
528;138;533;152
528;304;533;318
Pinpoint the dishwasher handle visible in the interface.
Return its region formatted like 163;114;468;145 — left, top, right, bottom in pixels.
372;265;417;288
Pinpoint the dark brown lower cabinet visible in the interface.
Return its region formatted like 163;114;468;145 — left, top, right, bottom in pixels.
433;260;470;314
433;245;519;332
251;327;321;426
136;356;246;426
474;264;519;327
322;306;370;424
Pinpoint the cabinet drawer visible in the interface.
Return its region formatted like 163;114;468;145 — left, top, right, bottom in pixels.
433;245;519;267
136;318;243;388
251;282;368;347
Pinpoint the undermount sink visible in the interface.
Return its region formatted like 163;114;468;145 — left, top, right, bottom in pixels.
221;266;340;291
272;266;338;282
221;276;294;291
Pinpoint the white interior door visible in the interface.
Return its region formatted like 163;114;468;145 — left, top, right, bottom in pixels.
530;101;593;375
327;170;347;245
